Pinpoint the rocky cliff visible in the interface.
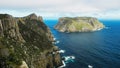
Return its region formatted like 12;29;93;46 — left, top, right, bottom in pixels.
0;14;62;68
55;17;105;32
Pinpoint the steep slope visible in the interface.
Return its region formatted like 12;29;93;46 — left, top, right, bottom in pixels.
55;17;105;32
0;14;62;68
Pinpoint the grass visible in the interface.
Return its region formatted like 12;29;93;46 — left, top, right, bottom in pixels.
56;17;104;32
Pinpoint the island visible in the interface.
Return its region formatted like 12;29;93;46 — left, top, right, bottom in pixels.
0;14;62;68
54;17;105;32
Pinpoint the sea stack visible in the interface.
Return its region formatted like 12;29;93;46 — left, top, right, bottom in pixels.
54;17;105;32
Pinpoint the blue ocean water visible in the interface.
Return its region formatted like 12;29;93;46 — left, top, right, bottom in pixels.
44;20;120;68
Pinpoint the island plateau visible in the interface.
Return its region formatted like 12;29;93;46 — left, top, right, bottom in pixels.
55;17;105;32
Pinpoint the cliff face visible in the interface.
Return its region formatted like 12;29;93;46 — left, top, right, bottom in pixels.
0;14;62;68
55;17;105;32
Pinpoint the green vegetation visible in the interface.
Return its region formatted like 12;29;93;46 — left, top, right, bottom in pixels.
71;20;93;30
55;17;104;32
0;14;62;68
0;37;22;68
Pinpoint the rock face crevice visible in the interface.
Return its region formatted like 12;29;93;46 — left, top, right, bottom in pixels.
0;14;62;68
55;17;105;32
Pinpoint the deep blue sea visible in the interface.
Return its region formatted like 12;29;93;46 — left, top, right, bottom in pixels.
44;20;120;68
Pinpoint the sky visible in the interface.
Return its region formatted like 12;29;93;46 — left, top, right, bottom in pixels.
0;0;120;20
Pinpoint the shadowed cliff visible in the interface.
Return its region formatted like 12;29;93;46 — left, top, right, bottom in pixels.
0;13;62;68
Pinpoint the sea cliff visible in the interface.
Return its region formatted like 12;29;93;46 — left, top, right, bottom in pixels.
55;17;105;32
0;14;62;68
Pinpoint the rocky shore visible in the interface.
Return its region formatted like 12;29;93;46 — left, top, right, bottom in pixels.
0;13;62;68
55;17;105;32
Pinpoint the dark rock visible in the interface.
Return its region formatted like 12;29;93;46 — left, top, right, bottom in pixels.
0;14;62;68
27;13;38;20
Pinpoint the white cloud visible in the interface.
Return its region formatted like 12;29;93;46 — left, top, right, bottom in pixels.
1;0;119;10
0;0;120;19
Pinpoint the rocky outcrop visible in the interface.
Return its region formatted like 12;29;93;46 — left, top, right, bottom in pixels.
0;14;25;42
0;14;62;68
55;17;105;32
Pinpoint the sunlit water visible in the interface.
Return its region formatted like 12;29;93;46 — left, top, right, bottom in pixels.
44;20;120;68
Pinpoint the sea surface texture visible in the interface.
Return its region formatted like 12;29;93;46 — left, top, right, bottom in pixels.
44;20;120;68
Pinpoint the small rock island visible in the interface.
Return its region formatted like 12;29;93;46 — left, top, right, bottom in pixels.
54;17;105;32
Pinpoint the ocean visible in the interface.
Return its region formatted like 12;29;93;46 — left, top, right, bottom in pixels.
44;20;120;68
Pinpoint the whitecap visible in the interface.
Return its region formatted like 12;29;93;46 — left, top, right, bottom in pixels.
88;65;93;68
63;56;75;62
58;60;66;68
54;40;60;44
57;50;65;53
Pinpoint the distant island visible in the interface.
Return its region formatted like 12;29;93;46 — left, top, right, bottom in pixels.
54;17;105;32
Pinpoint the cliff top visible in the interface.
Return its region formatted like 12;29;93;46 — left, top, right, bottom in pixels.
55;17;104;32
0;13;62;68
59;17;97;21
0;14;13;19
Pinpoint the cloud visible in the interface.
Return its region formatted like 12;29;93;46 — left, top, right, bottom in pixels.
1;0;120;10
0;0;120;19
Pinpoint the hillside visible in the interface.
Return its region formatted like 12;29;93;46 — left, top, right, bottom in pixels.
0;14;62;68
55;17;105;32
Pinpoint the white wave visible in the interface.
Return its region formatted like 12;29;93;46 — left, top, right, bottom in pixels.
53;38;56;41
57;50;65;53
58;60;66;68
54;40;60;44
63;56;75;61
52;50;65;54
88;65;93;68
58;56;75;68
97;28;102;31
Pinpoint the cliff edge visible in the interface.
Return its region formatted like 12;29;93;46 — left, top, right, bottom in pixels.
54;17;105;32
0;14;62;68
